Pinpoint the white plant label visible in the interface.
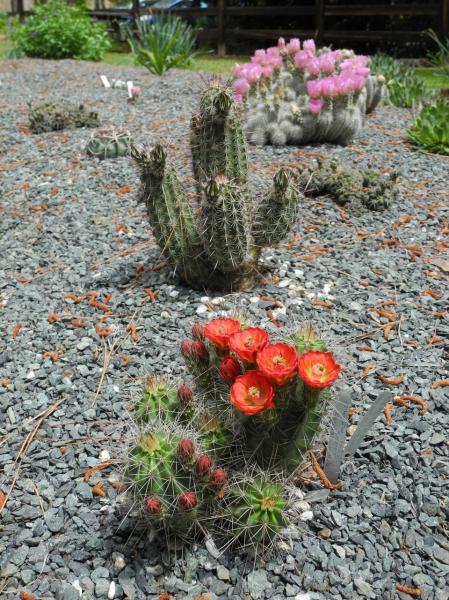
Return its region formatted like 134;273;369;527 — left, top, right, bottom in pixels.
127;81;134;98
100;75;111;88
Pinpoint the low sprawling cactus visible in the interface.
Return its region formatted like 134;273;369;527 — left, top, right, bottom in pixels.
85;128;131;159
298;159;399;211
131;81;303;291
232;38;385;146
28;100;99;134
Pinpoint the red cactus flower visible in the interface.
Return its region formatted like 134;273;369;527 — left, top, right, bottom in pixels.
190;341;209;364
177;384;193;405
192;323;205;341
195;454;213;475
257;343;298;385
219;355;242;385
145;496;162;514
179;491;198;511
230;370;275;415
297;350;340;389
204;318;241;350
209;468;226;488
177;437;195;459
228;327;269;364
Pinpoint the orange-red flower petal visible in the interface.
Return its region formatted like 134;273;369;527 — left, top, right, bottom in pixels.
204;318;241;350
256;343;298;385
228;327;269;364
297;350;340;389
230;371;275;415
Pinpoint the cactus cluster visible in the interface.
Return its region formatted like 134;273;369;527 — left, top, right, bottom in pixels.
123;317;342;549
298;159;399;211
28;100;99;134
232;38;385;147
85;128;131;159
131;81;303;291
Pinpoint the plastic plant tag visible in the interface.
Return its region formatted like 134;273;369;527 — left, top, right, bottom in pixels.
127;81;134;98
100;75;111;88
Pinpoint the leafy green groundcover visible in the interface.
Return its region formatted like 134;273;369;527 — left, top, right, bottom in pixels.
408;99;449;155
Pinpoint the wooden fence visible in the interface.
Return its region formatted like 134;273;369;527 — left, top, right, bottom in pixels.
9;1;449;56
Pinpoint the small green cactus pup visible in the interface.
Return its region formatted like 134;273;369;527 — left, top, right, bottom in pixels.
126;425;227;535
131;81;303;291
298;159;398;211
134;377;179;423
290;323;327;355
232;39;385;146
28;101;99;134
228;479;288;546
85;128;131;159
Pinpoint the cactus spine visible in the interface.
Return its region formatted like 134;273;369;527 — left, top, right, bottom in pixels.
131;81;303;291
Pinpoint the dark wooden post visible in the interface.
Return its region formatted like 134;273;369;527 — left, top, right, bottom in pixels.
12;0;25;22
132;0;140;26
217;0;226;57
442;0;449;37
315;0;324;45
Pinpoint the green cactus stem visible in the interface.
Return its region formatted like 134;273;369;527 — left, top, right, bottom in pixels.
28;100;99;134
131;82;303;291
86;128;131;159
134;378;178;423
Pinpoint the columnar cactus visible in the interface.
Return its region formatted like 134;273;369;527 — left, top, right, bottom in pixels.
297;159;399;211
131;81;303;291
232;38;385;146
85;128;131;159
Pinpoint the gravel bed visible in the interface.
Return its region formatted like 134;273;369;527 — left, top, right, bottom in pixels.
0;59;448;600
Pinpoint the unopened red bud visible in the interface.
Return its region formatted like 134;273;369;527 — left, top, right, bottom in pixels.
177;437;195;459
191;341;209;364
192;323;205;341
180;339;192;358
195;454;213;475
219;355;241;385
177;383;193;405
145;496;162;514
178;491;198;511
209;468;226;488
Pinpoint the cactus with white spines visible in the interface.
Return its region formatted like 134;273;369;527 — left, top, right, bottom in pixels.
131;81;302;291
232;38;385;147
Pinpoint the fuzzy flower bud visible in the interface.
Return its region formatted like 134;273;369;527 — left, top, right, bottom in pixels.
195;454;213;475
209;468;226;488
178;492;198;511
145;496;162;514
180;339;193;358
219;355;242;385
286;38;301;54
191;341;209;365
192;323;205;341
303;38;316;56
177;437;195;460
177;384;193;406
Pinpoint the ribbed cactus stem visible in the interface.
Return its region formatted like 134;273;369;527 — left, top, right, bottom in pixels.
131;144;202;279
201;176;252;272
190;84;248;187
252;168;302;247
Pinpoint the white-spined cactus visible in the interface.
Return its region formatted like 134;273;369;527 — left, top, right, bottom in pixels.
232;38;385;147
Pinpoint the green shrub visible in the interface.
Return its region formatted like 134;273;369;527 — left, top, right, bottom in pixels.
408;99;449;155
370;53;429;108
425;28;449;81
126;15;197;76
0;11;8;34
9;0;111;61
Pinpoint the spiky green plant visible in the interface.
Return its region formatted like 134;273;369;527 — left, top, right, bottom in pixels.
131;81;302;291
28;100;99;134
297;159;398;211
85;128;131;159
134;378;179;424
408;99;449;155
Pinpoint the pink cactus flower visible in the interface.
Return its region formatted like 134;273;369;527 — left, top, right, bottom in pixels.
320;77;337;97
308;98;323;114
233;78;250;96
294;50;309;69
267;46;281;57
306;58;321;76
261;65;274;78
232;63;243;77
277;37;286;49
246;64;262;84
303;39;316;56
306;79;322;99
319;53;336;75
286;38;301;54
131;86;141;98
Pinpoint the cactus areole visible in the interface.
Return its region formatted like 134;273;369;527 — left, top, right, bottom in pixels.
131;82;303;291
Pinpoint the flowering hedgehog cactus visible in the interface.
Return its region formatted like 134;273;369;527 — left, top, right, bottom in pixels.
131;81;302;291
232;37;385;146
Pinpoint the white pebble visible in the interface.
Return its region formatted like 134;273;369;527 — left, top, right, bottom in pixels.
294;269;304;277
27;371;35;379
196;305;208;315
278;279;290;288
295;594;311;600
160;310;170;319
299;510;314;521
100;450;111;462
72;579;83;597
113;385;120;393
200;296;210;304
169;290;179;298
114;555;126;571
250;296;259;303
108;581;116;599
211;297;224;305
